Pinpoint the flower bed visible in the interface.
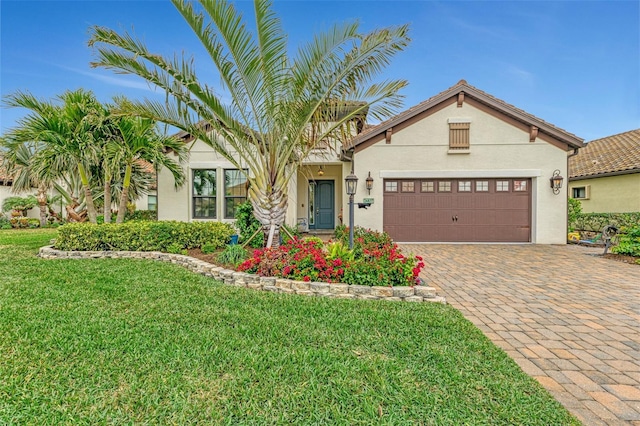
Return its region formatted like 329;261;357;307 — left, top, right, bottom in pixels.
237;227;425;287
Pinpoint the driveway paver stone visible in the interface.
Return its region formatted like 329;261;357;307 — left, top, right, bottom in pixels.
403;243;640;426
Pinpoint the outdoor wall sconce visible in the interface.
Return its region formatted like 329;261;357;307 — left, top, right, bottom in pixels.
365;171;373;194
317;165;325;176
550;169;564;195
345;171;358;248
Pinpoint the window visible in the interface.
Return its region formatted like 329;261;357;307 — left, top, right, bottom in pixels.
193;169;216;218
225;169;248;218
147;195;157;211
476;181;489;192
401;181;415;192
572;186;590;200
496;180;509;192
514;180;528;192
421;181;435;192
385;181;398;192
448;121;470;149
458;181;471;192
438;181;452;192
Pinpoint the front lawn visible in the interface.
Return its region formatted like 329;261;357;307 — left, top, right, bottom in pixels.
0;229;580;424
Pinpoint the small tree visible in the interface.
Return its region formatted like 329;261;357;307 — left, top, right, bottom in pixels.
89;0;410;246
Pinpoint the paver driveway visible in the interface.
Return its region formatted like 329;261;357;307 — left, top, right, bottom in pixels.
403;244;640;426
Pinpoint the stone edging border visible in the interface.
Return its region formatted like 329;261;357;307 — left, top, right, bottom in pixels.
38;246;446;304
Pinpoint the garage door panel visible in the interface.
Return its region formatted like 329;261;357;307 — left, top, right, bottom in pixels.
383;178;530;242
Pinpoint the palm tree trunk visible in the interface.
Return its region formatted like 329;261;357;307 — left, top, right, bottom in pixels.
116;164;132;224
77;163;98;224
36;186;48;227
250;186;288;249
103;173;112;223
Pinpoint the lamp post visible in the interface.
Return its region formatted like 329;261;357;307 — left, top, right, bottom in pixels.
345;171;358;249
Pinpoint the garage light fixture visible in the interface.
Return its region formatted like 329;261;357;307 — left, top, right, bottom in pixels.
550;169;564;195
365;172;374;194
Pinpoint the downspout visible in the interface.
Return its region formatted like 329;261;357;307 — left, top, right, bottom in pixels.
566;147;580;237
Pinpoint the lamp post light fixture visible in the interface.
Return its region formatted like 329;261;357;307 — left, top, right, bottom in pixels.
550;169;564;195
345;171;358;249
365;172;374;195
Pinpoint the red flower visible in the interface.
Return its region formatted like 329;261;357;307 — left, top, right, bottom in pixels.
303;275;311;282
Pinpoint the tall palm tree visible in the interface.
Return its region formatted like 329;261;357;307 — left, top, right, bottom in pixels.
89;0;410;246
3;89;109;223
106;114;187;223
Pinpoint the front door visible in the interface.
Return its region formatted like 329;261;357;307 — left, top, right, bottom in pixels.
309;180;335;230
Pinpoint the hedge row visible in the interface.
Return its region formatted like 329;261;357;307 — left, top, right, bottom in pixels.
55;221;235;252
570;212;640;233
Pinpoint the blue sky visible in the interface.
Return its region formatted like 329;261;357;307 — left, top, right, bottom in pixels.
1;0;638;141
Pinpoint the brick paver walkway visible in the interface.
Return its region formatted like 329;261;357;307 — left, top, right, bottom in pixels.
403;244;640;426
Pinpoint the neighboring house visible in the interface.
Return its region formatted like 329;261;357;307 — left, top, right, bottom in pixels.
568;129;640;213
0;164;39;219
133;160;158;212
157;80;584;244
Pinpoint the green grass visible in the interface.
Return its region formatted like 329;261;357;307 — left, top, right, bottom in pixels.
0;229;580;425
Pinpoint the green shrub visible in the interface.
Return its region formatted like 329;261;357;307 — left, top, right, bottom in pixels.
571;212;640;232
125;210;158;222
612;225;640;257
234;201;263;248
568;198;582;231
166;242;187;255
54;221;235;252
216;245;248;267
0;213;11;229
9;217;40;229
201;242;217;254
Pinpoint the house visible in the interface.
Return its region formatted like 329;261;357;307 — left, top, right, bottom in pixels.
157;80;584;244
568;129;640;213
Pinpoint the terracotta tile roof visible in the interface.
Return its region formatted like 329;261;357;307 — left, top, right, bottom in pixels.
347;79;583;150
569;129;640;179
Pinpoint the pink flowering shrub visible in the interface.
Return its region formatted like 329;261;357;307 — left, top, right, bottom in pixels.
237;227;425;286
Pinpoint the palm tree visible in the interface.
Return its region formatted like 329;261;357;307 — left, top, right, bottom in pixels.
0;142;51;226
2;89;109;223
89;0;410;246
106;113;187;223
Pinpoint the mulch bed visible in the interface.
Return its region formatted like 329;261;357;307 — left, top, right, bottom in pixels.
187;248;220;266
602;253;639;265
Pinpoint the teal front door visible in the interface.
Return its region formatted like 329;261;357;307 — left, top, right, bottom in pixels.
309;180;335;230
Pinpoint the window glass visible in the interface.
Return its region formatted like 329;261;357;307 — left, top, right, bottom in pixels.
401;181;415;192
225;169;248;218
476;181;489;192
514;180;528;191
496;180;509;192
193;169;216;218
572;187;586;199
438;181;451;192
385;181;398;192
147;195;157;211
458;181;471;192
421;181;435;192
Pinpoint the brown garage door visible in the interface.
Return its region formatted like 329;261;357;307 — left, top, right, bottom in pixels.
383;178;531;242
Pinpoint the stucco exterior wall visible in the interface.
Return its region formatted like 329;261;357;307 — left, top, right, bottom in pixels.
0;185;40;219
158;139;238;224
569;173;640;213
346;102;570;244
